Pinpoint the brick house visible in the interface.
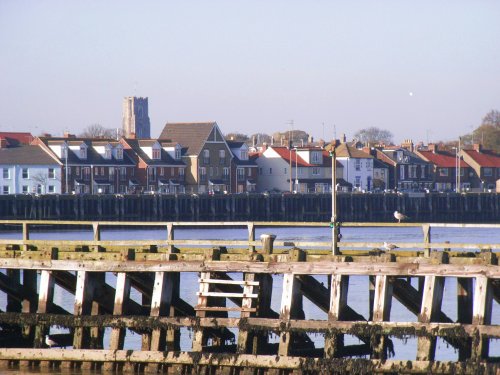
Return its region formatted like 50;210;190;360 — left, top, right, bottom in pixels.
120;138;186;193
226;141;258;193
416;144;473;192
159;122;233;194
460;144;500;191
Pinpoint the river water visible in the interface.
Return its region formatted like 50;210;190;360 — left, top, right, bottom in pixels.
0;225;499;369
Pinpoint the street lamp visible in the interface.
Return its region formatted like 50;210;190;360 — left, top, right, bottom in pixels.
294;147;299;192
327;141;340;255
452;147;458;192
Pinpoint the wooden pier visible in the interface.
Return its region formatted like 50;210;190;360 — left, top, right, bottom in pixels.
0;220;499;374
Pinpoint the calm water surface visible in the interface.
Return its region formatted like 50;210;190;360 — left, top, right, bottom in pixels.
1;225;499;369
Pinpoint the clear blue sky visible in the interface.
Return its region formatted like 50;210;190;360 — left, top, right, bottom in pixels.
1;1;499;144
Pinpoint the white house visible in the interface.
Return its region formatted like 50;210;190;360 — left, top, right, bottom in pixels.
0;144;62;194
255;145;344;193
335;143;374;191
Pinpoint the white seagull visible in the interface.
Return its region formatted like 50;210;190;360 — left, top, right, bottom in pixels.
394;211;409;223
45;335;57;348
383;242;399;251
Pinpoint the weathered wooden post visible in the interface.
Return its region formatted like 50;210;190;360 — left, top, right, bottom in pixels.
167;222;175;253
416;253;445;361
457;277;473;360
324;273;349;358
260;233;276;253
104;272;131;372
247;222;255;253
371;271;393;359
422;224;431;257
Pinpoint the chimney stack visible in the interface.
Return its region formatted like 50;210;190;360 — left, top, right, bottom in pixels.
0;138;7;148
473;143;482;153
428;143;437;153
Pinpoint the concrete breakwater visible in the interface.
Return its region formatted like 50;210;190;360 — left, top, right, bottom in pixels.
0;192;498;223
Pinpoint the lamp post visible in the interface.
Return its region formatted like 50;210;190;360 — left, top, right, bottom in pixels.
452;147;458;192
328;141;339;255
457;137;461;193
64;147;68;194
294;147;298;192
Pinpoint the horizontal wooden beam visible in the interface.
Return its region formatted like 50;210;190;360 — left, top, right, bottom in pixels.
1;259;499;278
0;349;497;373
1;313;499;338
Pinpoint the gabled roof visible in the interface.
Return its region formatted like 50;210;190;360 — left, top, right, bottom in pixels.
0;145;60;165
122;138;184;166
418;150;469;168
159;122;219;156
226;140;246;148
335;143;373;159
381;148;428;165
462;149;500;167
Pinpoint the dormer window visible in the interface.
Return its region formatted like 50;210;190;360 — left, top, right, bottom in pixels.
311;151;321;164
175;147;181;160
240;150;248;160
80;144;87;159
105;147;112;159
152;148;161;160
116;147;123;160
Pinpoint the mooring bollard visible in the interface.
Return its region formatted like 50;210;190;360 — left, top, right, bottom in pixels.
260;234;276;254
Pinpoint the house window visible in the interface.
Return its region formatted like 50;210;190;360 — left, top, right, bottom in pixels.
80;145;87;159
160;167;164;176
105;148;112;159
48;185;55;193
179;168;185;178
76;166;80;176
366;160;372;171
152;148;161;160
355;160;361;171
120;167;127;181
100;167;105;175
409;165;417;178
421;166;426;178
484;167;493;177
200;167;207;182
400;165;405;179
219;150;226;165
22;185;28;193
116;148;123;160
224;167;230;180
83;167;90;180
48;168;55;179
2;168;9;179
22;168;29;179
3;186;9;194
237;168;245;181
269;168;272;174
312;167;320;176
311;151;321;164
109;167;115;178
240;150;248;160
203;150;210;164
439;168;449;177
355;176;361;188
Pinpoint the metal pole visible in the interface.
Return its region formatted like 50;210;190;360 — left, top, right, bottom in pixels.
457;137;461;193
65;149;68;194
289;148;293;192
295;147;298;192
330;146;339;255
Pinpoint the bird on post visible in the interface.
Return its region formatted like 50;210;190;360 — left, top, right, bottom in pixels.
383;241;399;251
394;211;409;223
45;335;57;348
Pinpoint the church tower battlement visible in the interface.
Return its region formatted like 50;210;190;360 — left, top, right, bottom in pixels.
122;96;151;138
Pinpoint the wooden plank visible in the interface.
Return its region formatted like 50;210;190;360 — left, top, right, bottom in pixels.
457;277;473;360
3;259;500;278
192;271;211;352
194;306;257;312
196;291;258;298
0;349;498;373
371;275;393;359
472;275;493;360
416;275;445;361
199;278;260;286
324;273;349;358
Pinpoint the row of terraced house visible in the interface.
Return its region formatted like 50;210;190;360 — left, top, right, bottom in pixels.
1;124;500;195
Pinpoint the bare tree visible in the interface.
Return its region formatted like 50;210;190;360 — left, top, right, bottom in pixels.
79;124;116;139
354;127;393;145
225;133;249;142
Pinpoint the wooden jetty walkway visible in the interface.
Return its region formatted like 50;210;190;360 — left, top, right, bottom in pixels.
0;220;499;374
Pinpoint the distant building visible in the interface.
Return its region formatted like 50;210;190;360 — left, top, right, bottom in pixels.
122;97;151;138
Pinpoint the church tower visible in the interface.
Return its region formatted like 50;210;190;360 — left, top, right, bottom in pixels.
122;97;151;138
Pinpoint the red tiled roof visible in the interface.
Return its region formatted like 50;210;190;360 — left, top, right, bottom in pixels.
418;150;469;168
462;149;500;167
270;146;311;166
